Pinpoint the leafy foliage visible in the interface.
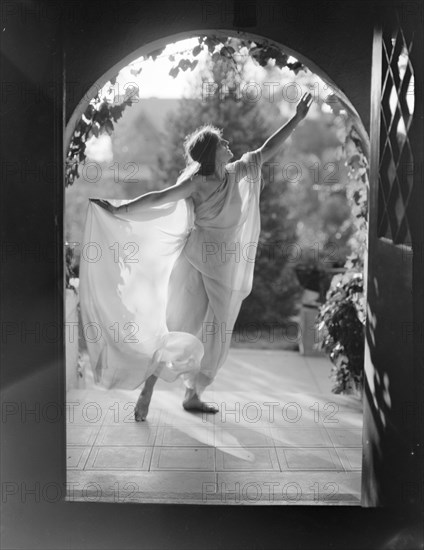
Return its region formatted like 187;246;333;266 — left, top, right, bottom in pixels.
65;35;306;186
65;242;78;292
166;36;306;80
342;125;369;270
316;272;365;393
316;125;368;393
66;85;138;186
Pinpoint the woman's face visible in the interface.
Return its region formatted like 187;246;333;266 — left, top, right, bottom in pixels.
214;138;233;171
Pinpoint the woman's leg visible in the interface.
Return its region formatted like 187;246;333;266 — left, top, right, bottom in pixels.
166;253;209;333
182;387;218;413
183;286;245;410
134;373;158;422
166;254;218;413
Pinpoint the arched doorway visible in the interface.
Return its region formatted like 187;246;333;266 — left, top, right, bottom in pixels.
2;1;422;546
65;30;370;506
65;29;370;155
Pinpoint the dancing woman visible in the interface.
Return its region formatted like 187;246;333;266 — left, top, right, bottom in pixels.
84;92;312;421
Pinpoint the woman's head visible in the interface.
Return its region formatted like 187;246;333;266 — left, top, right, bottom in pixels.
184;124;232;176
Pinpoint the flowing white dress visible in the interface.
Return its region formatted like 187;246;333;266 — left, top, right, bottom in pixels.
79;149;263;395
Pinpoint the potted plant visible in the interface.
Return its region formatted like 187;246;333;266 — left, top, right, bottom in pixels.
294;260;326;355
316;271;365;395
294;262;323;292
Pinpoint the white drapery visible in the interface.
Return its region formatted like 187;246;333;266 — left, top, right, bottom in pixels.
79;150;263;392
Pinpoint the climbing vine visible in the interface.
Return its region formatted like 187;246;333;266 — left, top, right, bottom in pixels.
65;82;139;186
316;123;369;394
343;126;369;270
65;35;305;186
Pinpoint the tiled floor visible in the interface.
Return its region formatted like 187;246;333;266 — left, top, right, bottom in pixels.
66;349;363;505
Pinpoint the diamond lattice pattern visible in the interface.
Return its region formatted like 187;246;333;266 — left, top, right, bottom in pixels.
378;27;415;244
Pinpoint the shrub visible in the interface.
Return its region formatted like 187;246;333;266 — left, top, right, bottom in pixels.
316;271;365;393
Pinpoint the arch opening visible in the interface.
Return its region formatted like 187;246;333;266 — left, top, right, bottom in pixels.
64;29;369;506
65;29;370;156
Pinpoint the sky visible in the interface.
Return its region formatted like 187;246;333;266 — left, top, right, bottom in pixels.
86;37;343;162
111;38;205;99
101;37;283;101
87;38;202;161
87;37;269;161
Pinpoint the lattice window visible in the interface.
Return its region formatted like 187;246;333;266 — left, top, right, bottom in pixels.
378;26;415;244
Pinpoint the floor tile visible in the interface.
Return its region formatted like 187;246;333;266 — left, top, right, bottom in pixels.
95;424;157;446
66;400;107;426
150;447;215;471
214;408;276;429
326;428;363;447
160;408;216;427
66;349;363;505
206;393;277;426
215;426;273;447
216;447;280;471
67;446;91;470
214;471;361;504
277;448;344;471
269;406;323;428
336;448;363;470
155;426;214;446
102;403;162;426
271;427;333;447
66;424;100;446
85;446;153;470
326;412;363;429
66;470;217;502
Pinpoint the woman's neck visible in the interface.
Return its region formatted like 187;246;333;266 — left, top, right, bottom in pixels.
213;164;226;182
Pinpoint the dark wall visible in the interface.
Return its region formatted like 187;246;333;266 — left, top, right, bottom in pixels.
360;9;424;509
1;1;423;548
64;0;375;132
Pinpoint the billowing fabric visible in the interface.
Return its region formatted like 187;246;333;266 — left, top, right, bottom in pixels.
79;149;263;394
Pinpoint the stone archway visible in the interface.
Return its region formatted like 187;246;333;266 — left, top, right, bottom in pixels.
65;29;370;505
65;29;370;156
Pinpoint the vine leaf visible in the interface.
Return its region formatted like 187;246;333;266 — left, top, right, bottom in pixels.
220;46;235;57
84;104;95;120
66;35;307;187
169;66;179;78
149;47;164;60
192;45;202;57
130;67;142;76
104;119;114;135
178;59;191;71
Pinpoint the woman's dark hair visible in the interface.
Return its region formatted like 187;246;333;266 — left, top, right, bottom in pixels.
184;124;223;176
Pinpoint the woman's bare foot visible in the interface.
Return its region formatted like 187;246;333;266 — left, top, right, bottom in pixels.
134;374;157;421
182;389;219;413
134;392;151;421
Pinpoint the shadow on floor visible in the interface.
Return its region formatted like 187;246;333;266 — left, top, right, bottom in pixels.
66;349;363;505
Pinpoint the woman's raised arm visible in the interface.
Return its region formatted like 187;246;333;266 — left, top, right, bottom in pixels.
91;176;196;214
258;92;313;164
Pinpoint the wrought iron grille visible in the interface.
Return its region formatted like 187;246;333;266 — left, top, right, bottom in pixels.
378;26;415;244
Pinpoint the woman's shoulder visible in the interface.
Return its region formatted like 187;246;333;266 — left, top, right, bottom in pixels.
226;149;262;169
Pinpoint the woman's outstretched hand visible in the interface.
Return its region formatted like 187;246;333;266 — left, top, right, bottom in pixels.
296;92;313;120
256;92;313;163
90;198;118;213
